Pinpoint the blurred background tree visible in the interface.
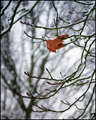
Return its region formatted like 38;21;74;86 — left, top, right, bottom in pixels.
1;0;95;119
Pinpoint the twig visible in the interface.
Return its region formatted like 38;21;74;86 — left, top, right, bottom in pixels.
24;31;46;41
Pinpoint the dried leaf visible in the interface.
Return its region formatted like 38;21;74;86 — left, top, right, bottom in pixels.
46;34;68;52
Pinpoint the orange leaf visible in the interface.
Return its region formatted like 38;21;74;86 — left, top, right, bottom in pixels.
46;34;68;52
57;34;68;39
